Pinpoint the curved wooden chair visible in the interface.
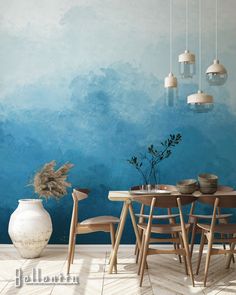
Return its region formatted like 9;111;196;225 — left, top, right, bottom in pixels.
67;188;120;274
195;194;236;286
132;185;182;263
132;194;197;287
188;185;234;256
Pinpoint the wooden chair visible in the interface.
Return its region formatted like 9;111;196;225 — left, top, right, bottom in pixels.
132;194;197;287
132;185;182;263
188;185;234;256
67;188;120;274
196;194;236;286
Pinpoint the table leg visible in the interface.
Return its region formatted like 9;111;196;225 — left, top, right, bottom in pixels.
226;242;235;269
115;202;125;239
129;203;141;249
108;203;125;264
108;201;129;274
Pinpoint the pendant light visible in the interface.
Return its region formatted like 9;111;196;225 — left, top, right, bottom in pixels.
178;0;196;78
164;0;178;107
206;0;227;86
187;0;213;113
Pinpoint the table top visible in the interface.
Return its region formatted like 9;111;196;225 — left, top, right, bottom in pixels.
108;186;236;202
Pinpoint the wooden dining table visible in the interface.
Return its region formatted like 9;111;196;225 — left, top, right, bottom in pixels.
107;186;236;274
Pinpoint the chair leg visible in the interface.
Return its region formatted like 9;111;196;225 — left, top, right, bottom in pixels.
224;219;235;264
139;233;150;287
110;224;117;273
231;234;235;264
203;237;213;287
190;220;197;257
67;233;75;274
134;241;138;255
138;232;145;275
179;233;188;275
221;234;226;251
135;226;142;257
169;213;182;264
219;217;235;263
226;242;235;269
136;229;143;263
196;230;206;275
71;235;76;264
220;217;228;252
181;229;195;287
176;235;182;264
173;232;182;263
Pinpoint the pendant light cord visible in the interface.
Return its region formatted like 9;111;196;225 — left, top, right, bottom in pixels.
170;0;173;73
215;0;218;59
199;0;202;90
185;0;188;50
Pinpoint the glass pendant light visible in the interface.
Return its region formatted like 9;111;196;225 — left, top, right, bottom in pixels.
164;0;178;106
178;0;196;78
206;0;227;86
165;73;177;107
187;0;213;113
188;90;214;113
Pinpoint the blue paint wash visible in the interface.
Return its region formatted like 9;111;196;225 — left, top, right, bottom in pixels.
0;63;236;244
0;1;235;244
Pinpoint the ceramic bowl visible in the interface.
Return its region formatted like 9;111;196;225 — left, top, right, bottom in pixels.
199;185;217;194
198;173;218;184
198;173;218;194
176;179;198;194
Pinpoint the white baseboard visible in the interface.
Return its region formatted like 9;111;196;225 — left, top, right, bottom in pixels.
0;244;137;252
0;244;199;252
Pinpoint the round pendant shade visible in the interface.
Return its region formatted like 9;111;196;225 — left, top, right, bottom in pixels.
206;59;227;86
178;50;195;64
187;90;213;113
187;90;213;104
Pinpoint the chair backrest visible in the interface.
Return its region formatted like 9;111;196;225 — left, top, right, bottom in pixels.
197;193;236;235
217;186;234;192
198;193;236;208
131;185;179;219
70;188;90;230
132;194;197;239
72;188;90;202
189;187;235;216
132;194;197;208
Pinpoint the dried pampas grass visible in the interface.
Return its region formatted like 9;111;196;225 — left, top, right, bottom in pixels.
33;160;74;200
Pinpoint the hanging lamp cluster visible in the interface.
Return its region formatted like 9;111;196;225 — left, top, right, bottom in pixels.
164;0;227;112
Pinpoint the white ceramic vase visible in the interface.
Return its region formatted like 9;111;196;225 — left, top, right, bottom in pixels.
8;199;52;259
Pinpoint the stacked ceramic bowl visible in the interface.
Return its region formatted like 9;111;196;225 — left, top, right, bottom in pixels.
198;174;218;194
176;179;198;194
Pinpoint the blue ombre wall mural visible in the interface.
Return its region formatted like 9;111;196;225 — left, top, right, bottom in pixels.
0;0;236;243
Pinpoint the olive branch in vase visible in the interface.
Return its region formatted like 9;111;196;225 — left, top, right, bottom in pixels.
127;133;182;185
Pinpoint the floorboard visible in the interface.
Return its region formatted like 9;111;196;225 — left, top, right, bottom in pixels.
0;245;235;295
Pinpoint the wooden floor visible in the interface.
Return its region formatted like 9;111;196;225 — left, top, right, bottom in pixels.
0;245;236;295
